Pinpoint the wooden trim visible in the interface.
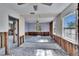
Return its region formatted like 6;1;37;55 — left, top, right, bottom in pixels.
49;21;53;35
25;32;50;36
4;32;8;55
20;35;24;45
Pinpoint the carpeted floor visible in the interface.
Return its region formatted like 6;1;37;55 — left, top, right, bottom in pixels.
0;36;68;56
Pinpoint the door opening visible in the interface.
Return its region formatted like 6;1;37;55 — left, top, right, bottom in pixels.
8;16;19;49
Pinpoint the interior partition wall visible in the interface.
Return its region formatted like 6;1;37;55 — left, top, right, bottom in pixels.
25;23;50;36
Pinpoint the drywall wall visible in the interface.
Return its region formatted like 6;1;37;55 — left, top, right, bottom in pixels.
25;23;49;32
0;5;19;32
0;5;25;37
53;14;62;36
53;4;77;43
40;23;49;32
0;7;9;32
19;16;25;36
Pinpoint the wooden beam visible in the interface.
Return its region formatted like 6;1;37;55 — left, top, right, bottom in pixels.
4;32;9;55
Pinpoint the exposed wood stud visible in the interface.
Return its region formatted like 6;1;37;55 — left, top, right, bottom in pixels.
4;32;9;55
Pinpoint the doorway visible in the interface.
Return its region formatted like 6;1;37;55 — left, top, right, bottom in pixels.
8;16;19;49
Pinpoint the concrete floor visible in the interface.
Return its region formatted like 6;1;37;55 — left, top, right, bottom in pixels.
0;35;68;56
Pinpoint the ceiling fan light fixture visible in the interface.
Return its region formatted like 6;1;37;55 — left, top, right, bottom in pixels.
33;5;37;11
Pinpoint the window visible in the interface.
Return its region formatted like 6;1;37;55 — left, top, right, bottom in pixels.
63;12;77;40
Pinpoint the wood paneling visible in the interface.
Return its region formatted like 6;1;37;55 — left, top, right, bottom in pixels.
51;34;78;56
20;35;24;45
25;32;49;36
4;32;9;55
0;32;5;48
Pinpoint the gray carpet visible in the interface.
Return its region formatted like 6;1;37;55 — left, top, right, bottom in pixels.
0;36;68;56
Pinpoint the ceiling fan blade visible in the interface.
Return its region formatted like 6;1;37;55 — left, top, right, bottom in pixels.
42;3;52;6
17;3;25;5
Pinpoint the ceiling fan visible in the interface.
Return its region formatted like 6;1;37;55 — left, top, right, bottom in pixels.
17;3;52;14
17;3;52;6
17;3;52;11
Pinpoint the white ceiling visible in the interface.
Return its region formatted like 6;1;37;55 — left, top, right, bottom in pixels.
1;3;71;23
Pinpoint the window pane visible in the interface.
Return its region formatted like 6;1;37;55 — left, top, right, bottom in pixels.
64;12;76;40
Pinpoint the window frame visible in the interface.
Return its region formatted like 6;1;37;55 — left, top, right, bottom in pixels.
62;11;77;42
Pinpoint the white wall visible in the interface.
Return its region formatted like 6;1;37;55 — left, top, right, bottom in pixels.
19;16;25;36
25;23;49;32
53;3;77;43
0;7;9;32
0;5;19;32
53;4;77;36
0;5;25;36
40;23;49;32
